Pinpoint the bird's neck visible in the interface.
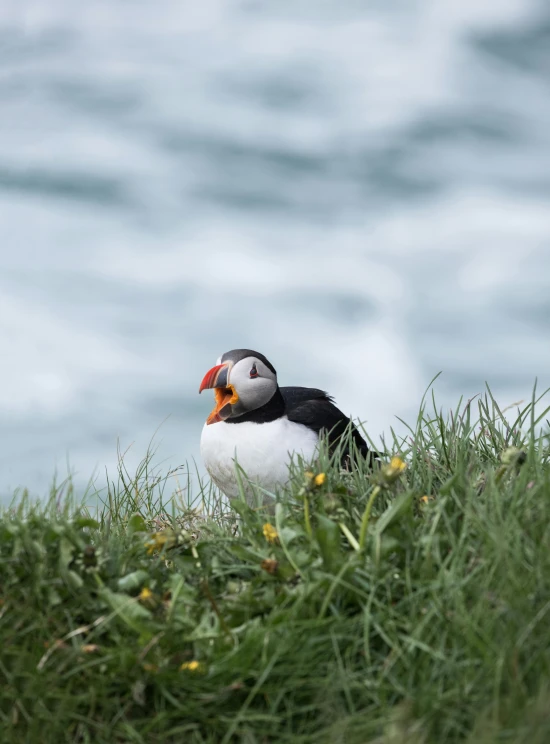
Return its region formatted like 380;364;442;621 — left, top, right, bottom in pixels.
226;387;286;424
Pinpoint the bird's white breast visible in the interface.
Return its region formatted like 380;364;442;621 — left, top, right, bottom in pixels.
200;417;318;503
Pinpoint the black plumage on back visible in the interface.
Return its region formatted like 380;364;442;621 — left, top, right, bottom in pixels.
280;386;373;465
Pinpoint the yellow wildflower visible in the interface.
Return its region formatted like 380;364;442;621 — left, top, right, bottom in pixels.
380;456;407;485
420;495;430;504
263;523;279;544
180;660;203;672
138;587;153;602
314;472;326;487
146;532;168;555
390;456;407;473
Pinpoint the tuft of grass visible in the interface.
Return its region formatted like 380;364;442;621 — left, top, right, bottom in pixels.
1;385;550;743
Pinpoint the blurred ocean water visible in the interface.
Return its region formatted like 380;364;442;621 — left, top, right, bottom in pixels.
1;0;549;501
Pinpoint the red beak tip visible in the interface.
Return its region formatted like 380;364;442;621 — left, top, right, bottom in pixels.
199;363;224;393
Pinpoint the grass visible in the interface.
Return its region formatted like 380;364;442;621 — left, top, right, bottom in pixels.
1;384;550;743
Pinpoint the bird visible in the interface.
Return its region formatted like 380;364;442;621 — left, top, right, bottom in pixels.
199;348;374;505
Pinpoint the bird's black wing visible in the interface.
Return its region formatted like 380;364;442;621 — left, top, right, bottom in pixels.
280;386;331;409
280;386;374;465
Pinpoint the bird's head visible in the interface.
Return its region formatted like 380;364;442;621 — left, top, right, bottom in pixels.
199;349;278;424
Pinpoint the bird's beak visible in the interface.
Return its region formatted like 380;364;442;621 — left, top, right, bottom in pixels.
199;362;238;425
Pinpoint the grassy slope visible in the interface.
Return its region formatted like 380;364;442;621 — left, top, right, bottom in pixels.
1;388;550;743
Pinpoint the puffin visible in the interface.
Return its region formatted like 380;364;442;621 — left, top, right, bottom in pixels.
199;348;374;504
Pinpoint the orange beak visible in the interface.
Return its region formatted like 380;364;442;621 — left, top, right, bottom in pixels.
199;363;239;425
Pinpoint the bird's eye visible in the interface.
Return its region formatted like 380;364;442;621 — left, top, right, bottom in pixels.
249;363;259;378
